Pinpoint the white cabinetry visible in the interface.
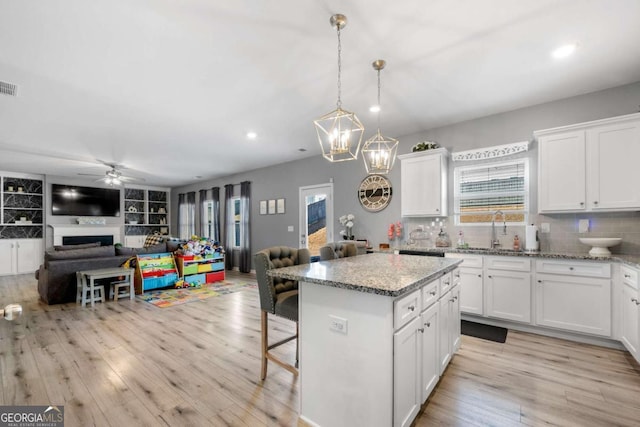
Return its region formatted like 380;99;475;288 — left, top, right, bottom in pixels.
393;269;460;427
446;253;483;315
124;235;146;248
0;239;43;275
398;148;448;217
535;260;611;336
620;265;639;363
438;279;460;375
536;113;640;213
485;256;531;323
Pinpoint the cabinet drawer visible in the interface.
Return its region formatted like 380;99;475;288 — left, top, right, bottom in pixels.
421;280;439;310
535;259;611;278
621;265;638;289
439;272;453;296
395;289;420;330
445;253;483;268
485;256;531;272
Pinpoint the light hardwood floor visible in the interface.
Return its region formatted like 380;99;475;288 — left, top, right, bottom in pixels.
1;272;639;426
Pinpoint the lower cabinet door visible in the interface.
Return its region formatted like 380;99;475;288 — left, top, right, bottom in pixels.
16;239;42;274
420;303;440;403
0;240;16;275
459;267;483;315
394;317;420;427
439;289;452;375
486;269;531;323
451;286;461;352
535;273;611;336
621;283;639;360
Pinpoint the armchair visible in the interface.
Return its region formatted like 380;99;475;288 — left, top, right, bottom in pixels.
319;242;358;261
254;246;310;380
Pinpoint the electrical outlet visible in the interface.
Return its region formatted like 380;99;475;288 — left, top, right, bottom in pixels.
287;226;294;232
329;315;348;334
541;223;550;233
578;219;590;233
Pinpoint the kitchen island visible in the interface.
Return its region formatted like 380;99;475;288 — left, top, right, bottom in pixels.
268;253;462;427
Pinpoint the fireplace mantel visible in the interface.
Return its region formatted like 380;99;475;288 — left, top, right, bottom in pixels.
49;224;122;246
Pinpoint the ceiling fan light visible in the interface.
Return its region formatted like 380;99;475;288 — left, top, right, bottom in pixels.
112;178;121;186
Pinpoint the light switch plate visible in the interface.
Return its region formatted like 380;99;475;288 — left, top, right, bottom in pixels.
578;219;590;233
287;226;294;232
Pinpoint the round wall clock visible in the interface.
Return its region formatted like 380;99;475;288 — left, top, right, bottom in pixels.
358;174;392;212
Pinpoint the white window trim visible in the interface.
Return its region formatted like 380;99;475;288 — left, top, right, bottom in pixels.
453;158;530;226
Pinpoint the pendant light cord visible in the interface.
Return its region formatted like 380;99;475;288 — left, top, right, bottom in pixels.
336;26;342;109
377;68;381;131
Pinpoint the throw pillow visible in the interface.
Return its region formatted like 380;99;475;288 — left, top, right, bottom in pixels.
115;242;167;256
54;242;101;251
144;233;165;247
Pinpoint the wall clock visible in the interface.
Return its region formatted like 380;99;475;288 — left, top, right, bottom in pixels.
358;174;392;212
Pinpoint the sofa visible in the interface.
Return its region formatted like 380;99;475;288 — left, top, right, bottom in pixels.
36;241;178;304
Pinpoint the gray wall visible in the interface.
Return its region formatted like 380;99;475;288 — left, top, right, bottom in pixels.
171;81;640;264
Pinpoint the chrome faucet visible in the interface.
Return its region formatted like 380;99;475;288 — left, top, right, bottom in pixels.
490;210;507;249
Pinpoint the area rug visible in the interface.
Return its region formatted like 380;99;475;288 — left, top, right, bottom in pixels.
461;320;508;343
137;281;256;308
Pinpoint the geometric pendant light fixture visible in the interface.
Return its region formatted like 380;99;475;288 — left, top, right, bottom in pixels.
314;14;365;162
362;59;399;174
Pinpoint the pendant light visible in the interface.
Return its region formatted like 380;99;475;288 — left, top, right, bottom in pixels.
314;14;364;162
362;59;398;174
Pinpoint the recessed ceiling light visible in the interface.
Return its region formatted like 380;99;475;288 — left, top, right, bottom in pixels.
552;43;578;59
246;131;257;140
298;148;307;152
369;104;381;113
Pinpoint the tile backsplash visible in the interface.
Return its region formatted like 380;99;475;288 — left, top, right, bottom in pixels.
403;211;640;255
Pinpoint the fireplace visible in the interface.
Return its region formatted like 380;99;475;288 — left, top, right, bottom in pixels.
49;225;122;246
63;235;114;246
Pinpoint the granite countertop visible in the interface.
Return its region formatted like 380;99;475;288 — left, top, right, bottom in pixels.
375;246;640;269
267;253;463;298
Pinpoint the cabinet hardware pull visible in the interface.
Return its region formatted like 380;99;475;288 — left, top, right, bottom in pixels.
633;298;639;303
425;322;431;327
453;296;458;301
449;298;455;302
408;305;415;311
594;201;598;205
569;267;574;271
430;291;437;296
537;280;543;283
580;202;584;206
488;275;492;278
624;274;631;278
418;328;425;333
478;274;482;278
435;209;439;212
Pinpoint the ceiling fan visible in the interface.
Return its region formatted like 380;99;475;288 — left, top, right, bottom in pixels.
77;163;145;186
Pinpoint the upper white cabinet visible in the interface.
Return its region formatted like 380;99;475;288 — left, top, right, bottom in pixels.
536;113;640;213
399;148;448;217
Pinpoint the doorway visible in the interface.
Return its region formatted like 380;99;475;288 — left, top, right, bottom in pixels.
299;183;334;257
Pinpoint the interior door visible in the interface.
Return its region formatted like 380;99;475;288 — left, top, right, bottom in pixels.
299;183;333;257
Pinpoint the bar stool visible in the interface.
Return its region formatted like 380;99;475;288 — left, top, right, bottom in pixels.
76;272;105;307
110;280;132;301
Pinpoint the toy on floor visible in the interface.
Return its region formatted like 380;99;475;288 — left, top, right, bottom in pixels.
174;279;202;289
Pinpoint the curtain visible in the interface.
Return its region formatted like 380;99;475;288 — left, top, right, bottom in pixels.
185;192;196;239
239;181;251;273
211;187;220;242
177;193;187;239
224;184;234;270
199;189;208;238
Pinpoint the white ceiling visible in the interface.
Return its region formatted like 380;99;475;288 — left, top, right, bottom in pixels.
1;0;640;187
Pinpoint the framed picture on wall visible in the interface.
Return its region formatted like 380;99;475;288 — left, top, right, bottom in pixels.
259;200;267;215
277;198;285;214
268;199;276;215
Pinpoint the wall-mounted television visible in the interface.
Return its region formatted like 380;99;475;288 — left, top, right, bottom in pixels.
51;184;121;217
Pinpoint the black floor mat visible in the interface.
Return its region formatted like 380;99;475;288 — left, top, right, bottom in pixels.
461;320;508;343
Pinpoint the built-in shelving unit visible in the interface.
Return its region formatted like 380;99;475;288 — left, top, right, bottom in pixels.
124;187;170;237
1;173;44;239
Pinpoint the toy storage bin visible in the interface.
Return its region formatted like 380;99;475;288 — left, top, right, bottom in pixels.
197;263;213;273
212;259;225;271
206;271;225;283
184;273;206;286
183;264;198;275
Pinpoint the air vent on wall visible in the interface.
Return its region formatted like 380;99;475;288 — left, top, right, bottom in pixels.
0;81;18;97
